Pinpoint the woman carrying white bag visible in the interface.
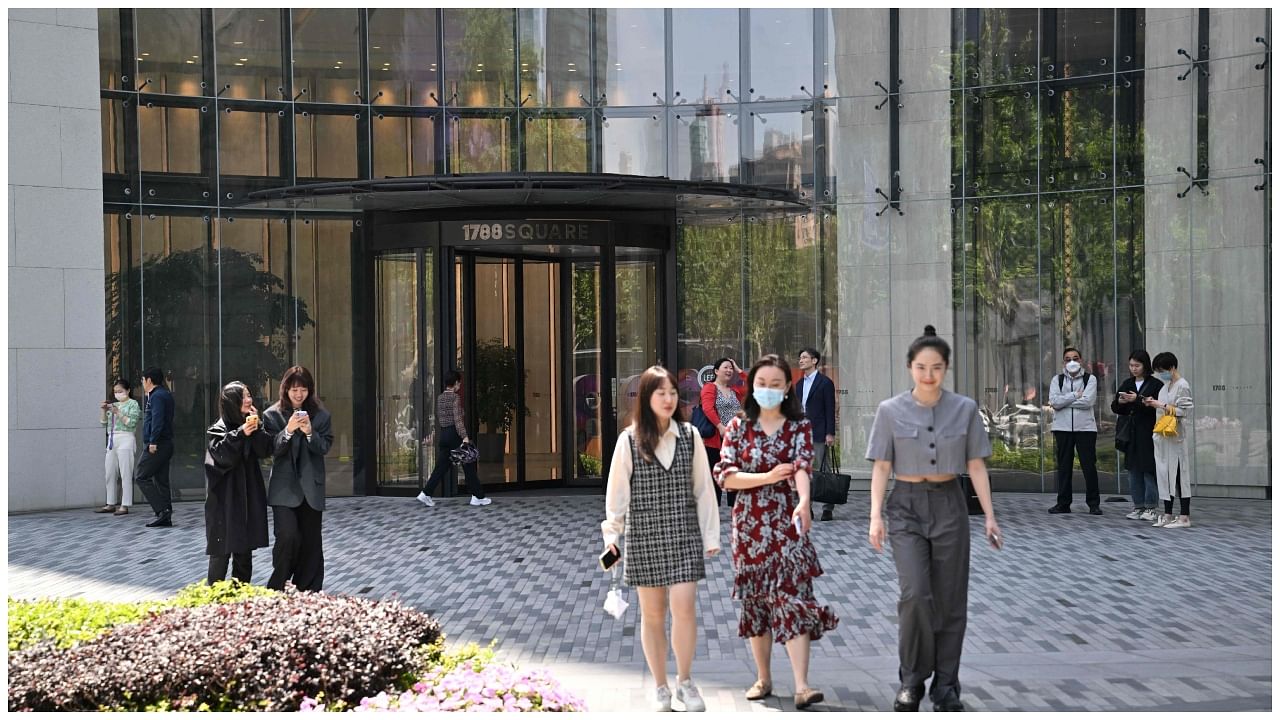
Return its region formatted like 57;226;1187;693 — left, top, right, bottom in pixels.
601;365;720;712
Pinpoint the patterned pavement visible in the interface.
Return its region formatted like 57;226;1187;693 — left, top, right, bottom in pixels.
7;492;1272;712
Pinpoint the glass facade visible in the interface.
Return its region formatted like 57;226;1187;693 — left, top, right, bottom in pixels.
99;9;1271;498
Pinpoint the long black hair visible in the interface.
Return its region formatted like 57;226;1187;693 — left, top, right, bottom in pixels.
742;354;806;423
219;381;249;429
1128;349;1152;378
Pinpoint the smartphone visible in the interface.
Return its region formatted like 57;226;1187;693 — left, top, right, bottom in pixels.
295;410;308;417
988;532;1003;550
599;546;620;571
793;515;805;536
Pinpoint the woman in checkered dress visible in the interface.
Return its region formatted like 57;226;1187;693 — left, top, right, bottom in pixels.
602;366;721;712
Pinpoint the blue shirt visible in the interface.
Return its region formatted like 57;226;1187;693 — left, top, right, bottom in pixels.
143;386;175;445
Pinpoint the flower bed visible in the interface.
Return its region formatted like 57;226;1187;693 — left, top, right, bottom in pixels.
302;662;586;713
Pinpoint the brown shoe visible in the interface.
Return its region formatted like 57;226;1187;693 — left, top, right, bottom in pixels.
745;679;773;701
113;506;129;515
794;688;824;710
93;505;117;513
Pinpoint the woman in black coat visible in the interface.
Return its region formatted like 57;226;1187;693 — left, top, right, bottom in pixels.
203;381;271;584
1111;350;1164;521
262;366;333;592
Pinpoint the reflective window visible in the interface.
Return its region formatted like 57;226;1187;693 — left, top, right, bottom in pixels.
747;9;813;101
372;113;438;178
101;98;128;177
292;9;362;104
1041;79;1113;191
138;99;210;203
218;106;284;178
745;215;819;358
596;9;665;106
296;109;361;180
972;8;1039;86
214;9;285;101
447;113;513;172
672;9;739;104
1046;9;1114;79
743;106;813;194
601;113;665;177
670;106;739;182
135;9;205;96
368;9;439;107
443;9;516;107
676;222;744;374
524;114;589;172
519;9;591;108
99;9;124;90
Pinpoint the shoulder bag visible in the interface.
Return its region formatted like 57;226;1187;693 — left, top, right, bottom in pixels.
810;451;852;505
690;403;717;439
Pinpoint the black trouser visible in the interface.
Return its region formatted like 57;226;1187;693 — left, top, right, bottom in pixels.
811;442;833;515
268;502;324;591
135;441;175;516
887;479;970;704
424;427;484;499
705;446;736;507
208;551;252;584
1053;430;1100;509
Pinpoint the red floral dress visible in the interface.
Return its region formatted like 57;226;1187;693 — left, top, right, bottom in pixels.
713;415;839;644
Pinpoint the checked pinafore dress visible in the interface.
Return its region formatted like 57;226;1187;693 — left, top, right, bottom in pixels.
622;423;706;588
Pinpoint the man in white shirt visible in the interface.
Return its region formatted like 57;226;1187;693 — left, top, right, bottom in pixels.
1047;347;1101;515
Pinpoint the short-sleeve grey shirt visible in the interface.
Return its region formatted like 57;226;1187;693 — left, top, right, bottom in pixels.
865;389;991;475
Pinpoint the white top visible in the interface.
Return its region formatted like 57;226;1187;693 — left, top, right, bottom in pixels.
601;421;720;553
801;370;818;407
1049;372;1098;432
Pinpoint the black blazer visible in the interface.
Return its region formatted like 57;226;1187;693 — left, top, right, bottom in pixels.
802;372;837;442
1111;375;1163;475
262;405;333;512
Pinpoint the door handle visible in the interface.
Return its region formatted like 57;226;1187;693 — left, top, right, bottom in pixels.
611;378;618;417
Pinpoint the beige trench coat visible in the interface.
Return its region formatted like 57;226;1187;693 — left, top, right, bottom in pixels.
1152;377;1194;500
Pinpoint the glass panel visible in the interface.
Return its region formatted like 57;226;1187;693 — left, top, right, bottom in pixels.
601;113;665;176
615;253;660;430
747;9;813;101
216;217;291;412
292;9;362;104
135;8;204;96
519;9;591;108
676;222;744;396
571;261;604;481
99;9;124;90
443;9;516;107
1046;9;1114;80
295;218;359;497
296;111;360;180
104;212;141;389
522;261;561;480
973;8;1039;86
523;114;588;172
596;8;665;106
744;215;818;360
373;113;437;178
1115;72;1143;188
670;106;739;183
138;101;211;203
101;98;127;176
471;257;519;485
447;114;512;173
1041;79;1114;192
1117;9;1144;72
968;86;1039;196
374;252;421;490
214;9;284;101
140;214;212;501
672;8;739;104
743;106;813;194
368;9;440;107
218;106;284;177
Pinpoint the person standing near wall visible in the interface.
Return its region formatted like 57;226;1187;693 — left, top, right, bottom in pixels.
203;381;271;584
1146;352;1195;528
1112;350;1163;521
866;325;1002;712
263;366;333;591
135;367;176;528
797;348;837;521
97;378;141;516
1047;347;1102;515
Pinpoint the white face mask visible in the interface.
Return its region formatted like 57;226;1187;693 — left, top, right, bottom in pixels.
114;391;129;401
1065;360;1082;375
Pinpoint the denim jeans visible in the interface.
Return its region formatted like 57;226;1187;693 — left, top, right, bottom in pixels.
1128;470;1158;509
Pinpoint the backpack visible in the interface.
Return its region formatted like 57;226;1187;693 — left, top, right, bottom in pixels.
1058;372;1091;392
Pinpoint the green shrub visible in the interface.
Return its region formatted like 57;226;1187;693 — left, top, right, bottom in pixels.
417;639;499;674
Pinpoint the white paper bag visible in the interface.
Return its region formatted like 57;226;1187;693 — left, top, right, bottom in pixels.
602;563;629;619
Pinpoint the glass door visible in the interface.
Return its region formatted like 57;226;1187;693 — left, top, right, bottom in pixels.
614;250;661;429
571;259;605;483
374;250;435;492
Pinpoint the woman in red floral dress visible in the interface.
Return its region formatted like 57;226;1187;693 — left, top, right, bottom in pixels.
714;354;839;711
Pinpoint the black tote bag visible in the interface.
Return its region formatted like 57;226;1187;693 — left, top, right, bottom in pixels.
811;452;852;505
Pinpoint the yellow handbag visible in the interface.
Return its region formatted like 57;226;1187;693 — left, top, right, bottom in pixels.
1153;407;1179;437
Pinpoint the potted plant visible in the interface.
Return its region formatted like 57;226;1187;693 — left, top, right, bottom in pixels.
471;339;527;462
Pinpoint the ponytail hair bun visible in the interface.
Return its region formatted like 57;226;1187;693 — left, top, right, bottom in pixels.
907;324;951;366
923;324;937;336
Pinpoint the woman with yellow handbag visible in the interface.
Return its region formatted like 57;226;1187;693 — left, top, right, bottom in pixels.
1144;352;1194;528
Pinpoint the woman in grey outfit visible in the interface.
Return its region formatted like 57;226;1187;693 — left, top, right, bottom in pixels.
262;365;332;591
866;326;1003;712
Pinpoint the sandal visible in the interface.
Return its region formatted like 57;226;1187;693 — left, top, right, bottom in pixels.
746;679;772;701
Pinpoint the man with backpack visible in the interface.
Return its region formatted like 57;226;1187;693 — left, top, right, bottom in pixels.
1047;347;1102;515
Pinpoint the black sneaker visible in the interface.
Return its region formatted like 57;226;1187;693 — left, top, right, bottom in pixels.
893;686;924;712
1088;507;1103;515
1048;505;1071;514
820;509;833;521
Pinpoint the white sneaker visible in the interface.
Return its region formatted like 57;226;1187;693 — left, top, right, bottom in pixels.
1125;508;1144;520
1151;513;1172;528
652;685;673;712
675;678;706;712
416;492;434;507
1162;515;1191;529
469;496;492;506
1140;509;1159;521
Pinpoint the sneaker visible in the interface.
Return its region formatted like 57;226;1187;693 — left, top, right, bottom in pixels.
1088;506;1103;516
1162;515;1191;529
1125;508;1144;520
1140;509;1159;521
416;492;434;507
652;685;673;712
469;496;492;506
1048;505;1071;514
675;678;706;712
1151;513;1173;528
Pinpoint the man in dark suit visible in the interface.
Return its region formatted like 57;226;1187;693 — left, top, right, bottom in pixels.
136;367;176;527
798;347;838;520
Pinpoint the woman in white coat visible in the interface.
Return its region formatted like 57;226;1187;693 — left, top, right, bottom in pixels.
1144;352;1194;528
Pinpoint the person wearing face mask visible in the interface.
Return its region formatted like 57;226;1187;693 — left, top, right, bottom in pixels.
1145;353;1194;528
203;381;271;584
97;378;142;516
1047;347;1102;515
714;354;838;711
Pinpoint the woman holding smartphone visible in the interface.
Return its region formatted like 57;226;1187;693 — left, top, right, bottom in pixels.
1112;350;1163;521
263;366;332;591
602;366;720;712
203;381;270;583
866;325;1002;712
714;354;837;711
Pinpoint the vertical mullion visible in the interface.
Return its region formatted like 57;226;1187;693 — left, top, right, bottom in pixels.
515;258;526;486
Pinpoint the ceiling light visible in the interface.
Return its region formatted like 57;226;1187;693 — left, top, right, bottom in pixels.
372;45;381;49
137;57;144;61
239;58;248;62
234;62;245;66
233;41;243;45
186;60;195;64
140;52;150;56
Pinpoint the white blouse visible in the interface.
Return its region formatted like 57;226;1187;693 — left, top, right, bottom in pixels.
601;421;720;553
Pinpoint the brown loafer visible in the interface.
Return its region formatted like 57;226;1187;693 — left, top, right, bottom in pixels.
113;506;129;515
746;679;772;700
93;505;117;513
795;688;824;710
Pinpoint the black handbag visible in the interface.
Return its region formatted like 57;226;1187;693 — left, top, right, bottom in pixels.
810;453;852;505
689;404;717;439
957;474;983;515
1114;413;1134;452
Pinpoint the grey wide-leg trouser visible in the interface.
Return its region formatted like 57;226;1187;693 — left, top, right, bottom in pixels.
886;478;971;704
